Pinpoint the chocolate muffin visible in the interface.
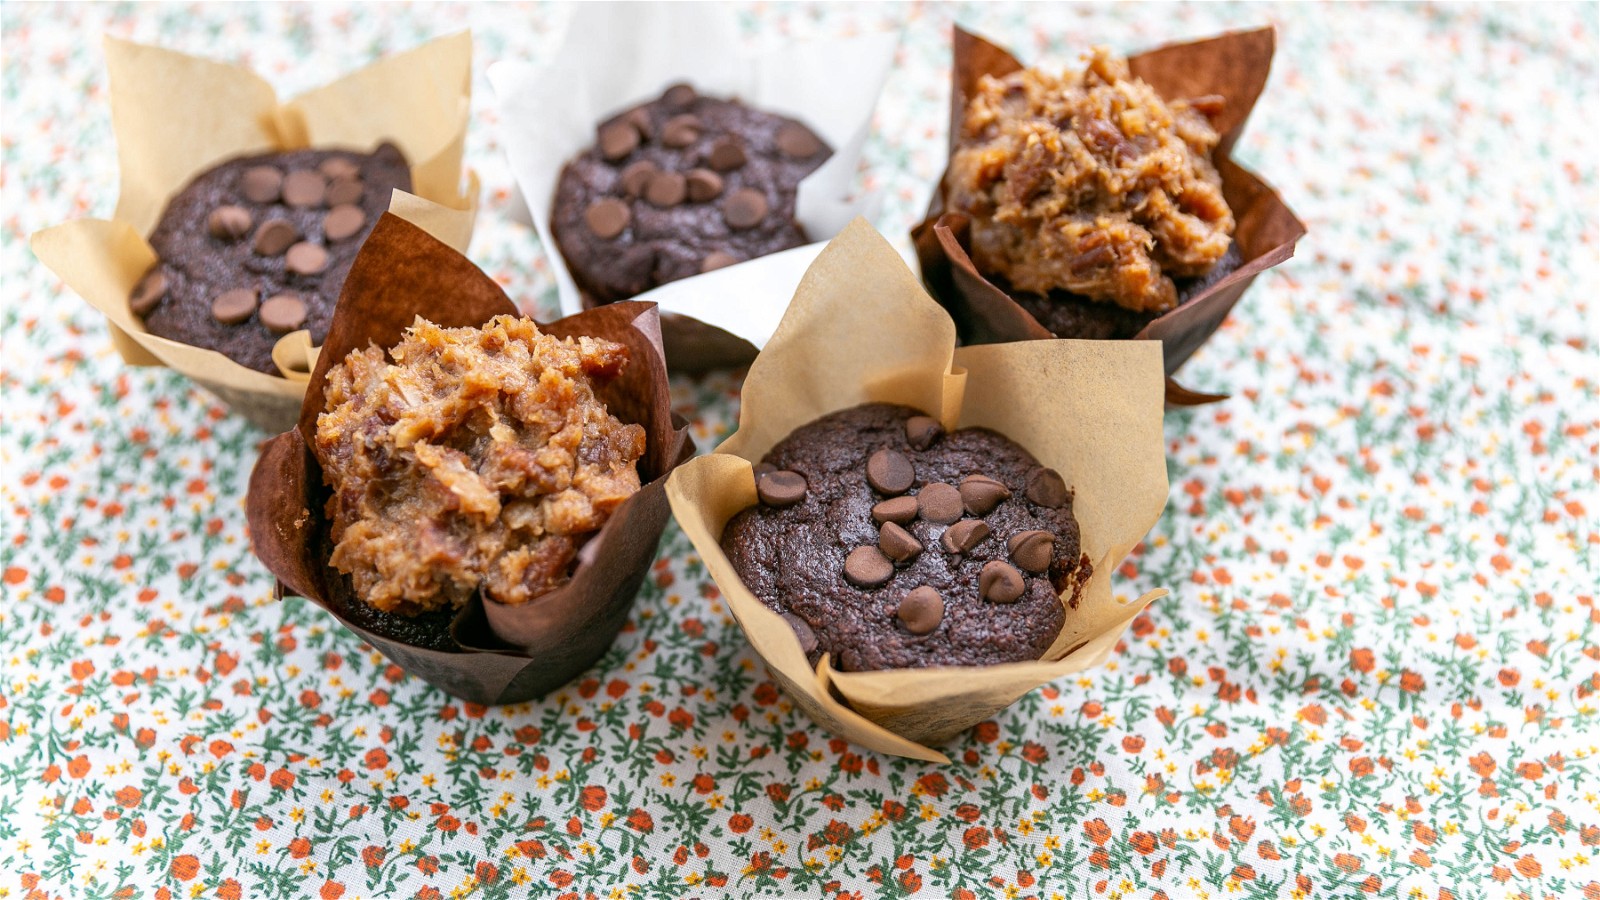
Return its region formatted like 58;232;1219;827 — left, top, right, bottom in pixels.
552;82;830;304
312;315;646;650
945;49;1238;338
129;143;411;374
721;403;1091;672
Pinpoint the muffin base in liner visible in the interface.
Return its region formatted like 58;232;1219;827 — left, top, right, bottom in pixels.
31;33;478;433
910;26;1307;406
489;4;897;373
667;219;1168;762
247;214;692;705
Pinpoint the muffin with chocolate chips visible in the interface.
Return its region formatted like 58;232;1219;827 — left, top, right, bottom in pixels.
721;403;1091;672
129;143;410;374
551;82;831;304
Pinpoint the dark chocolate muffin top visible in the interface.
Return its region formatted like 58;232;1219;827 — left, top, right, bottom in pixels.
1011;243;1243;341
131;143;411;375
552;82;830;304
721;403;1090;672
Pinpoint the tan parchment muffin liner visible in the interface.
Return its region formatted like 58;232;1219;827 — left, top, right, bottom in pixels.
911;26;1307;407
30;33;479;433
667;219;1169;763
246;214;693;705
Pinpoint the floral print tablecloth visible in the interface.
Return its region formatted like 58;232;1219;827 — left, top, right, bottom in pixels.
3;3;1597;898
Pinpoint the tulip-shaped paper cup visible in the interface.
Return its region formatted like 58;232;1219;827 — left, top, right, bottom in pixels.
32;33;478;433
490;4;897;372
246;214;692;705
911;26;1307;406
666;219;1169;762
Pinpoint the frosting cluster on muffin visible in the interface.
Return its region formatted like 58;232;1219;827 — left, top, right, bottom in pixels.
947;49;1234;313
315;315;646;614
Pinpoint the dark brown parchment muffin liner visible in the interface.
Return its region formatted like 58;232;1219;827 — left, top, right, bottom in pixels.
911;26;1307;406
247;214;693;705
579;296;761;374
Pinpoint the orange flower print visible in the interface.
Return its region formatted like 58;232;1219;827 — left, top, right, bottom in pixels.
1084;819;1112;846
580;785;608;811
170;856;200;881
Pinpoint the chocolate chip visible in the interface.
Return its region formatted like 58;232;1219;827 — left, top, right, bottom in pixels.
318;157;360;180
916;482;962;525
661;82;697;110
700;252;738;273
128;269;167;315
326;177;364;207
843;546;893;589
686;168;724;202
960;474;1012;516
897;587;944;635
756;470;806;508
979;560;1025;603
776;122;824;158
285;242;329;276
584;198;631;239
707;136;746;171
753;462;777;478
1025;467;1069;508
1009;530;1055;573
626;107;654;141
619;161;658;198
211;288;257;325
645;171;687;207
722;188;768;229
252;219;298;256
904;415;944;450
871;495;919;525
940;519;991;555
877;522;923;564
207;205;252;241
866;449;914;495
240;166;282;203
599;121;640;161
282;170;327;208
259;293;307;334
782;613;818;655
661;114;701;148
323;204;367;243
